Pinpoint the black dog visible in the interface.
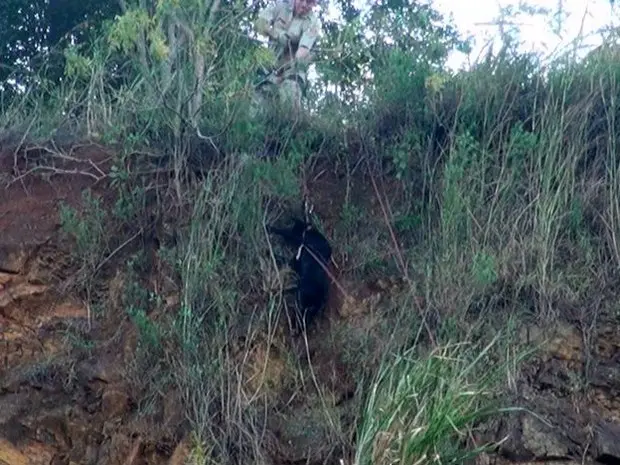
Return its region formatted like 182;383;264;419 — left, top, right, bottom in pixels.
267;218;332;332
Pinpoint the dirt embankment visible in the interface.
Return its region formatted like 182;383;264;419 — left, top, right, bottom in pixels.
0;146;186;465
0;146;619;465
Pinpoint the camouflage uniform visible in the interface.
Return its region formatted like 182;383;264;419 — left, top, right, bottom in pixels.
254;0;321;116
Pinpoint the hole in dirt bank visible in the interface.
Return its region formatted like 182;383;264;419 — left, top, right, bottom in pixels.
597;454;620;465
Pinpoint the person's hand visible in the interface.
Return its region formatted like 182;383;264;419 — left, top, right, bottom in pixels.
275;31;291;47
295;46;311;64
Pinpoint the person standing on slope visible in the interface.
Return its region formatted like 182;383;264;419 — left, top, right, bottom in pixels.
254;0;321;118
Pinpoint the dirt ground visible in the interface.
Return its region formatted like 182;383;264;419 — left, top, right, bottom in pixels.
0;145;619;465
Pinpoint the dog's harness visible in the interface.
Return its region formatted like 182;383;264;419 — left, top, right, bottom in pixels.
296;198;338;268
295;224;313;261
295;197;314;261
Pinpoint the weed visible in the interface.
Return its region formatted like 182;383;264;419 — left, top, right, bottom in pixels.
354;325;523;465
59;189;110;276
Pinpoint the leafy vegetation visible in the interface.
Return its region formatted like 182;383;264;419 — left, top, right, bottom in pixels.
1;0;619;463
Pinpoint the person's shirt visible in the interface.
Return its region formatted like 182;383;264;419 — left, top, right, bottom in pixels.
257;0;321;64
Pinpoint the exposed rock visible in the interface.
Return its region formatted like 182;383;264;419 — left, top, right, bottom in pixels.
101;387;131;418
596;325;620;359
492;313;620;465
521;415;569;458
159;390;185;434
235;338;292;402
0;393;29;426
590;362;620;391
593;421;620;465
591;388;620;423
96;433;138;465
493;405;587;462
167;435;191;465
0;438;56;465
39;300;88;324
520;320;582;362
0;246;32;274
546;322;583;364
124;436;144;465
76;358;119;385
0;271;14;287
268;402;354;463
0;282;49;309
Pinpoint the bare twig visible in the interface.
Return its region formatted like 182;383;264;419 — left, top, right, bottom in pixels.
92;227;145;276
7;166;105;187
367;162;408;277
365;160;437;348
12;113;39;194
8;141;111;187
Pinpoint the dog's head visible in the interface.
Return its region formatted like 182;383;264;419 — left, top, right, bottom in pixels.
290;218;312;238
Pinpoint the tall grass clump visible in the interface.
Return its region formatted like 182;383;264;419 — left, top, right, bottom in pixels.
164;164;267;463
354;324;523;465
574;49;620;269
385;41;620;323
157;151;312;462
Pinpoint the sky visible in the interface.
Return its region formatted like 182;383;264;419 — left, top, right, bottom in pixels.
432;0;620;69
324;0;620;70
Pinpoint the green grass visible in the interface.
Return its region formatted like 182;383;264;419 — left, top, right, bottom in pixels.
355;332;514;465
